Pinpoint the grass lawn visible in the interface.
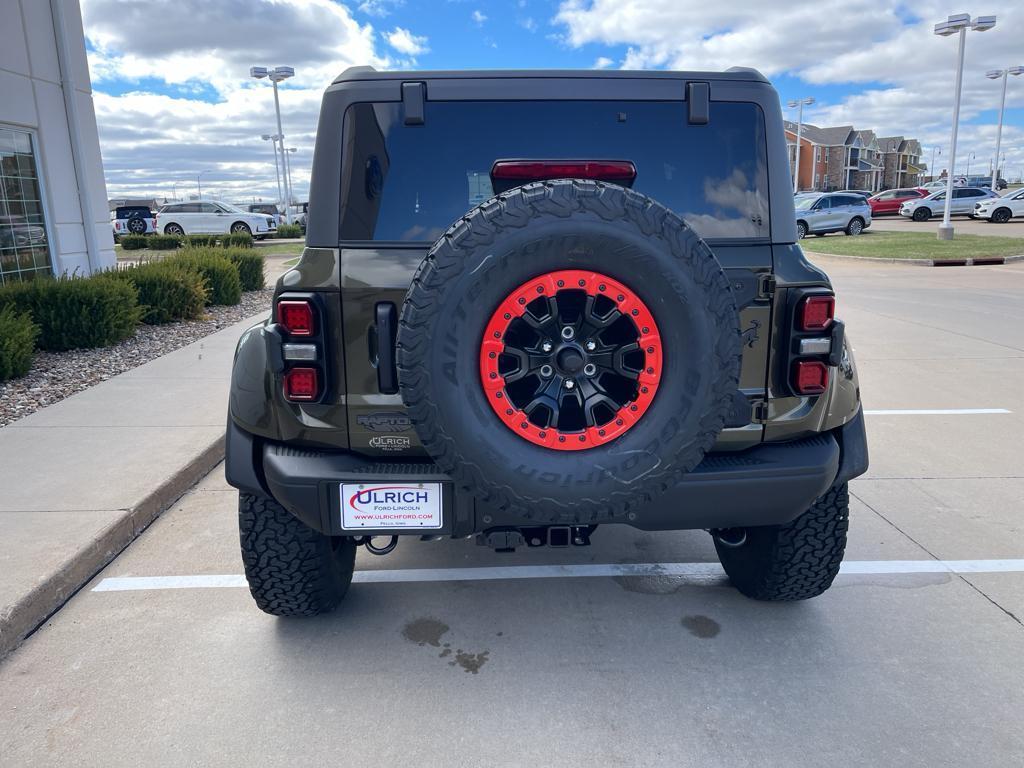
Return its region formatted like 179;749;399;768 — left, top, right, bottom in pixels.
115;241;304;260
254;242;304;257
802;230;1024;260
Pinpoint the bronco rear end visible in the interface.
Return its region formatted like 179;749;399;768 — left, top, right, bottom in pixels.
226;67;867;616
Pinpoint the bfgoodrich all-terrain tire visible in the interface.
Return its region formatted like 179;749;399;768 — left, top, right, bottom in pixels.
714;484;850;601
238;493;356;616
396;180;741;524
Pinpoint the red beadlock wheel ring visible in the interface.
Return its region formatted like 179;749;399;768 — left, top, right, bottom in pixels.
480;269;663;450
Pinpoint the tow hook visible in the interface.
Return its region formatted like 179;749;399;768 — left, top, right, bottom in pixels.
356;535;399;556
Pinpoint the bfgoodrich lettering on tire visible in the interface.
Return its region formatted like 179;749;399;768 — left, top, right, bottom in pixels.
396;180;741;523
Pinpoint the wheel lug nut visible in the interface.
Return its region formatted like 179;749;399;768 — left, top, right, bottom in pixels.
561;326;575;340
583;363;596;376
585;340;596;351
541;341;553;352
564;379;575;390
540;364;553;377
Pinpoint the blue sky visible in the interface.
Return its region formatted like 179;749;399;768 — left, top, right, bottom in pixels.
80;0;1024;202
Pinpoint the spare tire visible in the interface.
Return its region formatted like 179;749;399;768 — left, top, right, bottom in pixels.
396;180;740;523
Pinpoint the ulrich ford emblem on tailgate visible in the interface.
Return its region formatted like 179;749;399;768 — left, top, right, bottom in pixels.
358;412;412;432
369;435;411;451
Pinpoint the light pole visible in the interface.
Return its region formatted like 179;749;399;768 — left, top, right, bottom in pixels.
250;65;295;222
172;182;180;201
986;67;1023;191
285;148;297;213
197;170;211;199
787;97;815;192
929;147;941;183
964;151;975;178
262;133;283;209
934;13;996;240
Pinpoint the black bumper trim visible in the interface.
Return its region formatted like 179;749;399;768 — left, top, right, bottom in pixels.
243;414;868;534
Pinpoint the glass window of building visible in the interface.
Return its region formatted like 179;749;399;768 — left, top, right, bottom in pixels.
0;126;51;285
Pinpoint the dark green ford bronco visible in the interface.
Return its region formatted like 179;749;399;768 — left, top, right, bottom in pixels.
226;67;868;616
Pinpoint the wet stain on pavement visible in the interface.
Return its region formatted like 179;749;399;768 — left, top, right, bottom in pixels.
450;649;490;674
402;617;450;647
681;615;721;639
614;575;688;595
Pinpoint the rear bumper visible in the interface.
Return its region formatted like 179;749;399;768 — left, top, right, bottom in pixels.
226;409;868;536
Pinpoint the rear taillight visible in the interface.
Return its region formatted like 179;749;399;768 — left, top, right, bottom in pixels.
797;295;835;331
792;360;829;395
276;300;315;336
491;160;637;183
283;367;319;401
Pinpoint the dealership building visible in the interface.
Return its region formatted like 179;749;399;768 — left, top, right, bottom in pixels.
0;0;114;285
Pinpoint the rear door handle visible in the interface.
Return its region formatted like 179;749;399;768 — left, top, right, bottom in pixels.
374;302;399;394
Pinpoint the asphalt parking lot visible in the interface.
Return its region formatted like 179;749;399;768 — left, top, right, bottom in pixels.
2;256;1023;767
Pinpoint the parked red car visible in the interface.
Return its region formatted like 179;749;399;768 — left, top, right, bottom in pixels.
868;188;927;215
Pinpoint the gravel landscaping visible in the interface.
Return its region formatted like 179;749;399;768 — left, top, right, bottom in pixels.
0;289;271;427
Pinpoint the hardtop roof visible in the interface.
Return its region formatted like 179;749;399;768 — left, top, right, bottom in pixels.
331;65;768;85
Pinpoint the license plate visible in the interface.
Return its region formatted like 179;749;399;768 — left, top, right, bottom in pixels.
340;482;443;530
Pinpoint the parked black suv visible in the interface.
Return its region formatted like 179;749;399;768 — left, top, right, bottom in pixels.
226;67;868;616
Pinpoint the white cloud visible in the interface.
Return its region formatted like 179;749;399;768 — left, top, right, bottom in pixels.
593;56;613;69
385;26;429;56
556;0;1024;181
78;0;424;201
472;10;487;24
358;0;403;17
519;16;538;32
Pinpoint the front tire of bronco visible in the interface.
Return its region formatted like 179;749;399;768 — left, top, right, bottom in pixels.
713;484;849;601
238;493;356;616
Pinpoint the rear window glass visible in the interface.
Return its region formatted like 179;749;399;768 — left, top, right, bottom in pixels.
339;100;769;242
116;207;151;218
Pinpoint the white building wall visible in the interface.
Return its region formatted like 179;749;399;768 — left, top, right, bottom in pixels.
0;0;114;278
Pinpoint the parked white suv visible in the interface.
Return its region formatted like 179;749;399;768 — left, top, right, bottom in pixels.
972;188;1024;223
156;201;277;239
899;187;997;221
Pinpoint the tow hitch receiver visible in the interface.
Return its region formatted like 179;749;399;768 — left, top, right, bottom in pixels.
478;526;596;552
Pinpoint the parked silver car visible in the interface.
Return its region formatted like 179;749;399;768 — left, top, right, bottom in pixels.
899;187;998;221
794;192;872;239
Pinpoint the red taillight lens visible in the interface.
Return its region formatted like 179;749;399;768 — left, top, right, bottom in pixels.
283;367;318;401
793;360;829;395
798;295;835;331
276;300;314;336
491;160;637;183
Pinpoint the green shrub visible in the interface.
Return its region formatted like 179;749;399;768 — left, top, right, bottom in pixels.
148;234;182;250
275;224;303;239
0;275;139;351
0;305;38;381
165;249;241;305
223;232;253;248
221;248;264;291
110;262;208;324
185;234;218;248
120;234;149;250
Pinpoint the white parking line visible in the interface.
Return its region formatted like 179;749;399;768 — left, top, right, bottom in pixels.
91;559;1024;592
864;408;1011;416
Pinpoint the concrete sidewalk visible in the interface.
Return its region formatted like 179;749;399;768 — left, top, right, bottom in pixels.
0;312;265;657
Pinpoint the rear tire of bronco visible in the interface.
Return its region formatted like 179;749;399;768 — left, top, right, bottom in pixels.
238;493;356;616
713;484;849;601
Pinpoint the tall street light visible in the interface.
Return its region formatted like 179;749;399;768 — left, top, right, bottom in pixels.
250;65;295;222
285;147;297;211
261;133;283;209
930;147;941;183
197;169;211;200
964;151;976;178
787;97;814;193
986;66;1023;191
934;13;996;240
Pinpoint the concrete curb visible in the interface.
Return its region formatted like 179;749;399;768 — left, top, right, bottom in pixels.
804;250;1024;267
0;434;225;659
